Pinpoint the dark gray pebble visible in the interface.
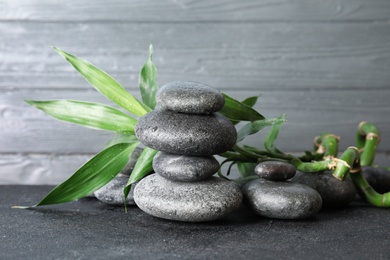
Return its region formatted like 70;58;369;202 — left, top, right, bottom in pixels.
153;152;220;182
134;174;243;222
120;147;143;176
255;161;296;181
156;81;225;114
136;108;237;156
362;166;390;193
94;174;136;206
243;178;322;219
291;171;357;208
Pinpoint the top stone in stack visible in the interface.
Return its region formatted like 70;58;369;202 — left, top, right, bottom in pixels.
136;81;237;156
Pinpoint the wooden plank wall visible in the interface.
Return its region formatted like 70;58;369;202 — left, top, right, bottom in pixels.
1;0;390;184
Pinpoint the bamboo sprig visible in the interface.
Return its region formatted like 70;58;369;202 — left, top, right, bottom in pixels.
314;132;340;158
350;170;390;207
356;121;380;166
332;146;360;180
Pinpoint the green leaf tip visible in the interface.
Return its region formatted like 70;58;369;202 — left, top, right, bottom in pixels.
52;46;149;116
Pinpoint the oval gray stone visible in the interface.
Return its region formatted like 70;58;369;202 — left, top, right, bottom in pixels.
135;108;237;156
255;161;296;181
153;152;220;182
242;178;322;219
156;81;224;114
362;166;390;193
94;174;136;206
291;171;357;208
134;174;243;222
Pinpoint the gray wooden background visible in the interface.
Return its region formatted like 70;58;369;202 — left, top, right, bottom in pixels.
1;0;390;184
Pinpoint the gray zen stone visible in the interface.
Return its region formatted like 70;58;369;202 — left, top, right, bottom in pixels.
135;108;237;156
121;147;143;176
255;161;296;181
134;174;243;222
94;174;136;206
153;152;220;182
242;178;322;219
156;81;225;114
362;166;390;193
291;171;357;208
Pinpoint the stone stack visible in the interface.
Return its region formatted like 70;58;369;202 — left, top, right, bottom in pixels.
243;161;323;219
134;81;243;222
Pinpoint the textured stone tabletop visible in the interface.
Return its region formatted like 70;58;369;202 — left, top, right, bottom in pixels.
1;185;389;259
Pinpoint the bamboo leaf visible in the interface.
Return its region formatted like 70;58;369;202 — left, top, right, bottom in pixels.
139;44;158;109
219;93;264;122
237;162;257;178
264;114;287;153
106;133;138;147
35;142;139;206
53;46;150;116
236;115;287;143
26;100;137;133
241;95;260;108
124;147;158;199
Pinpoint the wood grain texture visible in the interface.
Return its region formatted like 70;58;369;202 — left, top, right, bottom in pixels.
1;0;390;184
1;0;390;22
1;22;390;90
2;88;390;154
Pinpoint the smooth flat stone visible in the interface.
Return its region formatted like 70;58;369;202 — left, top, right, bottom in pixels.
94;174;136;206
243;178;322;219
362;166;390;193
134;174;243;222
255;161;296;181
156;81;224;114
291;171;357;208
153;152;220;182
136;108;237;156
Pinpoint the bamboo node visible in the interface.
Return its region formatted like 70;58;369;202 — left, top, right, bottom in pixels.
349;166;362;174
358;121;367;135
366;132;381;144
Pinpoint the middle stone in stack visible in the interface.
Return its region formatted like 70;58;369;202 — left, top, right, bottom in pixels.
134;81;243;222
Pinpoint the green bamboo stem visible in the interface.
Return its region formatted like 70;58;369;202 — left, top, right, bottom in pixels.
332;146;360;180
356;122;380;166
314;132;340;157
350;171;390;207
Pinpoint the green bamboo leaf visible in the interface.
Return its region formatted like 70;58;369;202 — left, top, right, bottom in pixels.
26;100;137;133
241;95;260;107
139;44;158;109
236;115;287;143
53;46;150;116
219;93;264;122
237;162;257;178
34;142;139;206
106;133;138;147
264;114;287;153
124;147;158;199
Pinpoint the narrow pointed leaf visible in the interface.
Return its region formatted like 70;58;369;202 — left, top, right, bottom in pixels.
236;115;287;143
219;93;264;122
26;100;137;133
264;114;287;153
241;95;260;107
53;46;149;116
124;147;158;199
35;142;139;206
237;162;257;178
139;44;158;109
106;133;138;147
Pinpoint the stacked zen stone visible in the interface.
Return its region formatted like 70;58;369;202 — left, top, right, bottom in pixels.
134;81;243;222
243;161;323;219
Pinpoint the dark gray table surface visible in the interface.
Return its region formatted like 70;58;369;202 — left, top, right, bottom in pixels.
1;185;389;260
